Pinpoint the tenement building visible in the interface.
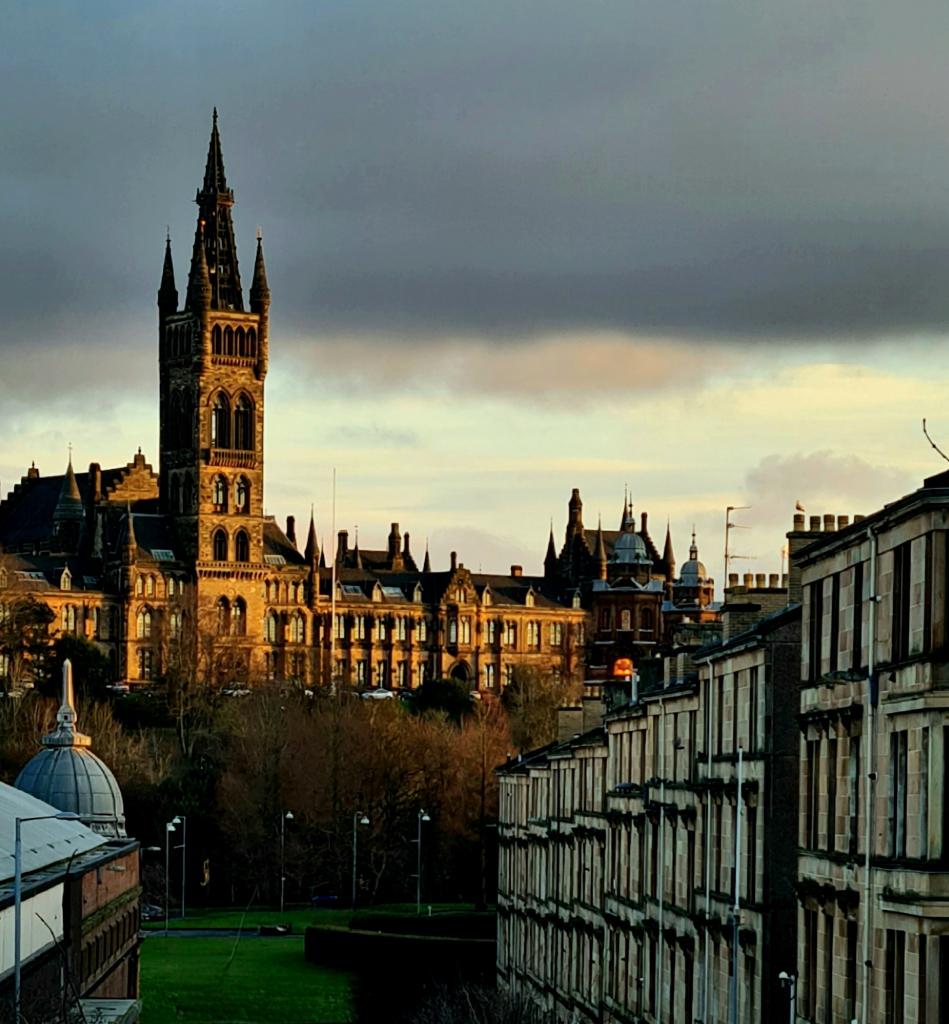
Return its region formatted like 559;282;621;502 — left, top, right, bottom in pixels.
794;489;949;1022
0;114;584;693
496;563;799;1023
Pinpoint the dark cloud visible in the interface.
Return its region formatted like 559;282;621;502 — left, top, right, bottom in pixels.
3;0;949;364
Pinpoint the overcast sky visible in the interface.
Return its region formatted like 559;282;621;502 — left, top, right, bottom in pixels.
2;0;948;582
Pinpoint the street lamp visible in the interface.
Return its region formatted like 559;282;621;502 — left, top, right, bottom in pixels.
280;812;294;915
15;812;79;1022
352;812;369;910
171;815;186;919
164;821;176;936
414;809;431;915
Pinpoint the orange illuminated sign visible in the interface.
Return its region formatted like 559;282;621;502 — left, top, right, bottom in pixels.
612;658;633;678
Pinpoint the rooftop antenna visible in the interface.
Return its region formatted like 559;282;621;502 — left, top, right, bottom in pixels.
923;418;949;464
724;505;754;583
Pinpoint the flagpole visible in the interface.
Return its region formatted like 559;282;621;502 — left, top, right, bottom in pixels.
330;468;337;694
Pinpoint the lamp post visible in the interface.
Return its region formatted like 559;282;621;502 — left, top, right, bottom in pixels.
352;812;369;910
164;820;176;937
280;811;294;914
171;815;186;919
15;812;79;1022
778;971;796;1024
415;809;430;915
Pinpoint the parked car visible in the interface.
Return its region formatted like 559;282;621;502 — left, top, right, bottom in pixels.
140;903;164;921
361;688;394;700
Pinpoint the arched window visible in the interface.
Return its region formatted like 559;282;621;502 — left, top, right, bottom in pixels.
290;613;305;644
182;391;194;448
213;475;228;511
170;610;183;639
216;598;230;636
449;619;458;644
235;530;250;563
167;576;176;598
61;606;76;634
264;612;278;644
620;608;631;631
146;575;155;597
234;395;254;451
139;649;155;680
136;577;144;596
599;608;611;631
212;394;230;448
235;475;250;512
236;326;246;356
173;325;180;356
641;608;654;634
170;391;183;448
171;475;181;513
182;323;191;355
247;327;257;357
137;608;152;639
213;529;228;562
224;326;234;355
212;325;223;354
233;599;246;636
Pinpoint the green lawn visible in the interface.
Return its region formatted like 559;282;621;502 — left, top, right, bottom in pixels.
144;903;487;931
142;907;354;932
140;936;355;1023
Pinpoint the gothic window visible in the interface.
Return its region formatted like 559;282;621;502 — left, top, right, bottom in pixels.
213;529;228;562
223;326;234;355
171;475;181;513
356;660;367;685
247;327;257;357
137;608;152;639
621;608;631;631
449;619;458;644
235;530;250;563
527;622;539;647
376;661;388;687
173;325;180;356
182;392;194;448
136;577;144;596
461;617;471;644
61;605;76;634
396;617;407;641
170;610;183;640
216;598;230;636
146;575;155;597
212;394;231;449
550;622;563;646
484;664;496;689
139;649;155;680
170;392;183;448
182;323;191;355
397;661;407;687
167;576;176;598
233;599;246;636
486;620;496;645
234;396;254;451
213;475;228;512
377;618;388;642
290;613;305;644
212;325;223;354
264;612;279;644
355;616;366;640
418;618;428;643
236;326;246;356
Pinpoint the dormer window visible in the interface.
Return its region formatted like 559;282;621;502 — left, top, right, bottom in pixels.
483;590;492;606
60;569;71;591
525;591;535;607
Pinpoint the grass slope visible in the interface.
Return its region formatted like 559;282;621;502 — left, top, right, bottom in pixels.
140;936;355;1023
143;903;485;931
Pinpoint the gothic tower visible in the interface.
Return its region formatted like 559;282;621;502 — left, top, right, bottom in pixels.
158;111;270;569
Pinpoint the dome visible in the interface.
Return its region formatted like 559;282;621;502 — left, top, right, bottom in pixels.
14;661;126;838
611;531;651;565
677;531;708;584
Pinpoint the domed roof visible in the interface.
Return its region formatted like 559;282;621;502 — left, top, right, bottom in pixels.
15;661;126;838
611;530;651;565
677;531;708;584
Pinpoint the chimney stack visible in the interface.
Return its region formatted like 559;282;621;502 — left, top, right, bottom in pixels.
450;551;457;571
286;516;296;547
511;565;523;577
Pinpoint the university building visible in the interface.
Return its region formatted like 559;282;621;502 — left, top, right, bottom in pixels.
0;114;585;694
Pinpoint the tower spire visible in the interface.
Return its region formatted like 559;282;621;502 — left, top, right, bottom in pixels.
304;507;320;566
594;515;608;580
158;234;178;317
186;220;212;313
663;519;675;578
250;229;270;314
42;660;92;749
423;540;432;573
193;110;243;311
544;519;558;578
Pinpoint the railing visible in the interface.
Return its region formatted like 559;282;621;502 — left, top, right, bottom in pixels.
209;449;257;468
211;354;257;367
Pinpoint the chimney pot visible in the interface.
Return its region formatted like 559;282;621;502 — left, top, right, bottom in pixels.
511;565;523;577
837;515;849;529
640;511;648;532
854;514;865;523
744;573;754;587
810;516;821;531
769;573;779;587
781;573;788;587
793;513;805;530
728;573;739;586
823;514;836;532
755;573;766;588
